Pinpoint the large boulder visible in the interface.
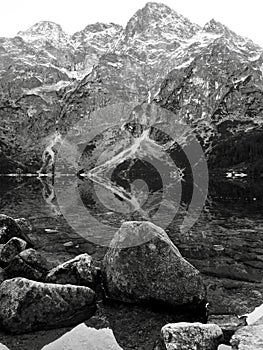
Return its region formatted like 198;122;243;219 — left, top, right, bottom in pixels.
5;248;52;281
161;323;223;350
0;277;96;334
0;214;33;247
46;254;99;289
0;237;27;265
102;221;206;308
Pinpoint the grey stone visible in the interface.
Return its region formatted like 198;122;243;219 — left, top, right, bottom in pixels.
102;221;206;308
46;254;99;289
161;322;223;350
0;237;27;265
0;277;96;334
0;214;33;247
5;248;52;281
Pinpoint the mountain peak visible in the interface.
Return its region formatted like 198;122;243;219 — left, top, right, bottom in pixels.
203;19;232;36
143;2;174;12
17;21;70;46
78;22;122;34
19;21;64;34
124;1;200;39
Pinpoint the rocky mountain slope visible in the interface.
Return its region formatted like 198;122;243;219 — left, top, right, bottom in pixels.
1;2;263;174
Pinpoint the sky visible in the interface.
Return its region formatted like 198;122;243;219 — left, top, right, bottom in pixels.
1;0;263;46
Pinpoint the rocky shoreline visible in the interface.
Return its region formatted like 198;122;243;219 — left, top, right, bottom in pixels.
0;214;261;349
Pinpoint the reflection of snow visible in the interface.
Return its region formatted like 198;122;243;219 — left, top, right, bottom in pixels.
226;171;247;178
38;176;60;216
38;131;62;175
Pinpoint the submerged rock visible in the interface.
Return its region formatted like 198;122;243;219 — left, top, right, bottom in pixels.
161;322;223;350
0;215;33;247
102;221;206;308
0;237;27;265
46;254;99;289
0;277;96;334
5;248;52;281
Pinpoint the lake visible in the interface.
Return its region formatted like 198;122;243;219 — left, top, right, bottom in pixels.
0;175;263;349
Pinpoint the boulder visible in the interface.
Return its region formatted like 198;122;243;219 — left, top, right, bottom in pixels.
41;324;123;350
161;323;223;350
46;254;99;289
14;218;33;236
0;237;27;265
0;214;33;247
230;317;263;350
0;277;96;334
102;221;206;308
5;248;52;281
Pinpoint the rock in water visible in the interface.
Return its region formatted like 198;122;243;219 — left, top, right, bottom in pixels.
161;323;223;350
0;277;96;334
0;237;27;265
102;221;206;308
14;218;33;236
46;254;99;289
5;248;52;281
0;215;34;247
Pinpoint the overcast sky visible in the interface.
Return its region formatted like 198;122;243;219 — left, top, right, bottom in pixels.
1;0;263;46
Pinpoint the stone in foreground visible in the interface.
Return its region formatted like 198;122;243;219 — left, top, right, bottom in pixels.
0;214;33;246
0;237;27;265
46;254;99;289
42;323;123;350
0;277;96;334
161;323;223;350
102;221;206;307
230;317;263;350
5;248;52;281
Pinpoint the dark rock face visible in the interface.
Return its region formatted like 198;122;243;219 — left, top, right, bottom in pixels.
0;277;96;334
0;237;27;265
46;253;99;289
102;221;206;308
161;322;223;350
0;214;33;246
5;248;52;281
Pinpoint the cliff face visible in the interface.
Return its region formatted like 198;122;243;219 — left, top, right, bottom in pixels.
1;2;263;173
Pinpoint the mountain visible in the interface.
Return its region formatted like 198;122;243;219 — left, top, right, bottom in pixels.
0;2;263;174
